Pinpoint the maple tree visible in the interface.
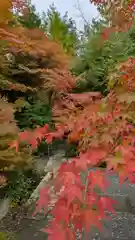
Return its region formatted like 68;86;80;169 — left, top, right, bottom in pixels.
0;0;75;106
0;23;72;102
0;0;76;187
7;0;135;240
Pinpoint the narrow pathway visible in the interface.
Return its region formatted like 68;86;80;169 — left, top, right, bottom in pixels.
1;163;135;239
88;212;135;240
16;212;135;240
1;207;135;239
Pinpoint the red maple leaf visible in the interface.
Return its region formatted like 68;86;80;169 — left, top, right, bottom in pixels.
33;187;50;216
42;221;75;240
45;126;65;144
74;156;89;171
45;133;55;144
18;131;31;142
85;192;97;207
79;148;107;167
99;196;117;215
61;184;83;207
51;204;70;224
82;209;102;232
57;161;79;176
35;125;49;140
18;125;49;149
72;216;83;233
88;169;109;192
62;171;78;186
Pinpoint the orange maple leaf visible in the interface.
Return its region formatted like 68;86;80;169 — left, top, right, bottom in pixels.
9;140;19;152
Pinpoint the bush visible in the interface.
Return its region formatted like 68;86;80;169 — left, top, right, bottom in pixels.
0;232;16;240
15;99;52;129
6;170;40;206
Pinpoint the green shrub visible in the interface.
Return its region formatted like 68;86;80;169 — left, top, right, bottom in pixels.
0;232;16;240
15;99;52;130
6;170;40;206
65;142;78;158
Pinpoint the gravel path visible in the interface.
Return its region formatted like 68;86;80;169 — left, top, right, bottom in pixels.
88;212;135;240
1;167;135;239
1;209;135;239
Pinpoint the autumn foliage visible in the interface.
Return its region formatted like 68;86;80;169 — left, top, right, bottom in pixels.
0;0;76;185
91;0;135;28
0;0;75;105
0;97;31;187
0;26;73;101
4;0;135;239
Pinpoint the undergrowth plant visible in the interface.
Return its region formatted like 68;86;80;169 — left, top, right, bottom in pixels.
0;232;16;240
7;170;38;207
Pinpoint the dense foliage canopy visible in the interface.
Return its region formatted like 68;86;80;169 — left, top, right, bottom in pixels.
0;0;75;181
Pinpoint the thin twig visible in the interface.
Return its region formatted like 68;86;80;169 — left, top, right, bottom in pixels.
75;0;90;26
